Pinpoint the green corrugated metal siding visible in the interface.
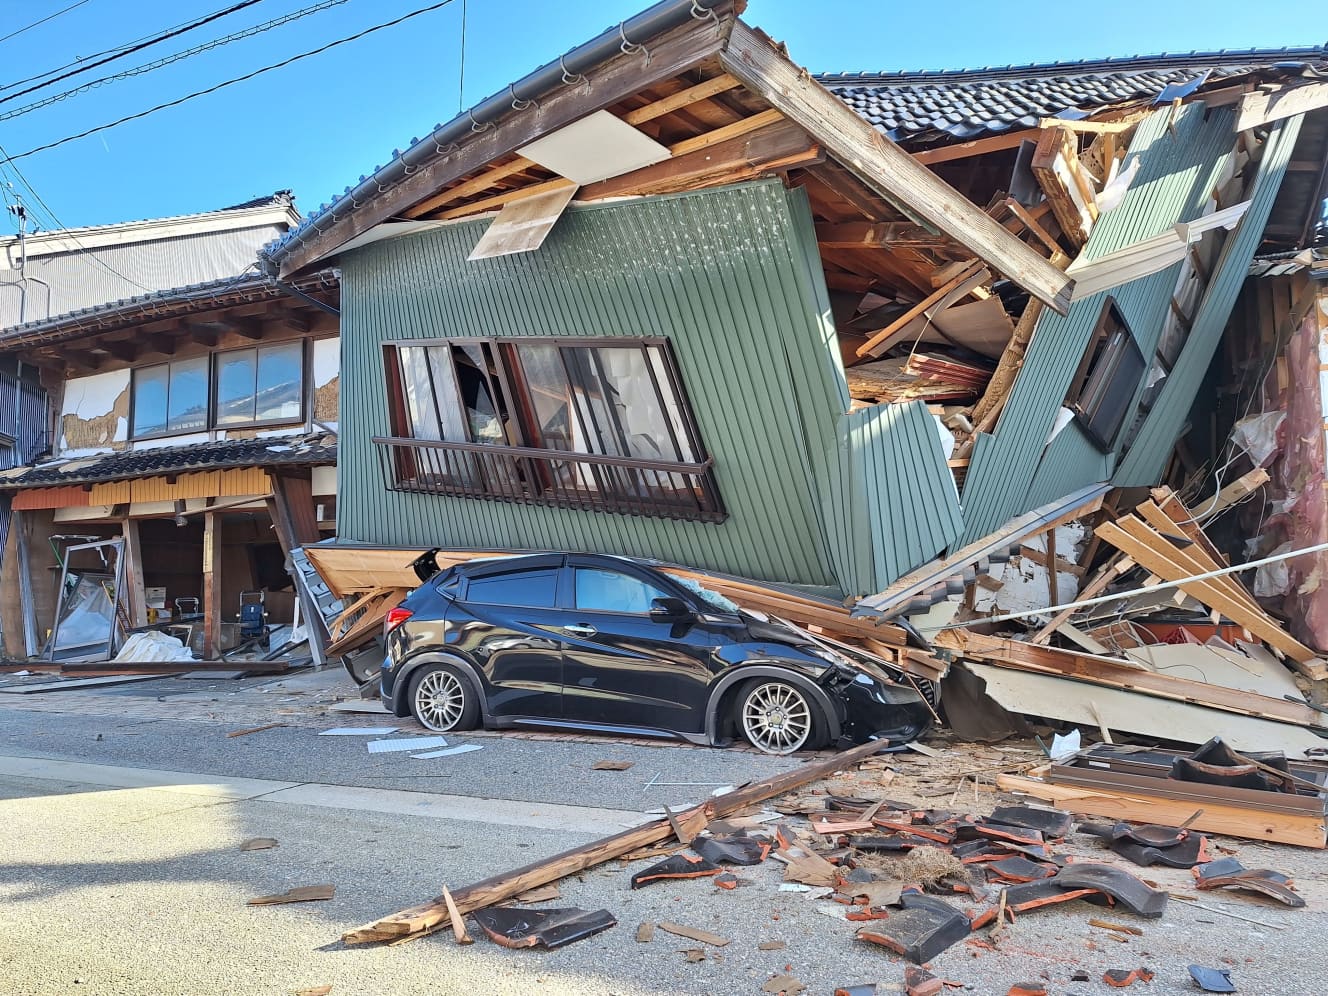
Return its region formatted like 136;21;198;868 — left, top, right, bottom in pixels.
1115;114;1304;486
844;400;964;592
957;104;1238;544
338;179;963;595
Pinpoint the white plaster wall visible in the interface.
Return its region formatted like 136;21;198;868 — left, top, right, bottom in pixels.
313;335;339;388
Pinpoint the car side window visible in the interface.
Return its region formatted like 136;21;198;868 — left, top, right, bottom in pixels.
574;567;671;614
464;569;558;608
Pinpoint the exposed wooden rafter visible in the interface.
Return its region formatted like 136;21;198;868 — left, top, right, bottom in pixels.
719;22;1073;313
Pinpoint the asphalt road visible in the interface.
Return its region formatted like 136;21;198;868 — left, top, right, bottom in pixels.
3;668;1328;995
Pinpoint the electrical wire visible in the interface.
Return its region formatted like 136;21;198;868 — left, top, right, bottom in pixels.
457;0;467;114
0;0;349;125
0;0;94;47
5;0;457;163
0;0;265;107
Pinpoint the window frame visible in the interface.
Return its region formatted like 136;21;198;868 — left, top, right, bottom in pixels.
211;340;308;431
129;355;211;441
378;335;724;522
129;340;308;441
1065;297;1147;452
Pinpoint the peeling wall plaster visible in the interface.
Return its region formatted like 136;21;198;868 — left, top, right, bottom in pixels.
59;369;130;455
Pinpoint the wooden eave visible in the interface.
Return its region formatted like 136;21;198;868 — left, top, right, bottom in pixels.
275;13;1073;313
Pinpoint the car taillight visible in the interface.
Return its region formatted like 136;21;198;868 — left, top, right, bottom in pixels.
384;606;413;634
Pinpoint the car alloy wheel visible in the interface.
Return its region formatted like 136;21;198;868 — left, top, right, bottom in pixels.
413;667;468;732
740;680;813;755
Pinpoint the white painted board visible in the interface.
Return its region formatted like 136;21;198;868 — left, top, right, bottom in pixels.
411;744;484;759
367;736;449;753
318;726;399;736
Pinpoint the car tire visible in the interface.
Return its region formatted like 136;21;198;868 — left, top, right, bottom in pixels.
408;663;480;733
736;678;826;755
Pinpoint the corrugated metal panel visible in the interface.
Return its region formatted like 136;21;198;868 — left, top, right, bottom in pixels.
0;224;286;328
88;480;131;504
845;400;963;588
1115;114;1304;485
13;486;89;510
1023;426;1114;510
338;181;846;588
958;104;1238;544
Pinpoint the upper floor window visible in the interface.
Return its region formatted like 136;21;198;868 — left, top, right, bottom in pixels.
131;341;305;439
377;337;724;522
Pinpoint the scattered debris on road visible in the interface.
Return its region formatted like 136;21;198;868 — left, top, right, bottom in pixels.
247;885;335;906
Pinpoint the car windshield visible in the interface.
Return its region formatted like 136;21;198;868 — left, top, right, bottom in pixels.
670;575;739;614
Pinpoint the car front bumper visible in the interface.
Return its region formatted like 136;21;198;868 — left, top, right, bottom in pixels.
834;673;933;747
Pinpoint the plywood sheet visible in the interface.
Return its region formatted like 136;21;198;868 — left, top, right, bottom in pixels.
966;661;1328;757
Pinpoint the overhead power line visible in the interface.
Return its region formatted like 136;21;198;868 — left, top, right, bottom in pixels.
0;0;265;107
5;0;458;163
0;0;349;125
0;0;94;47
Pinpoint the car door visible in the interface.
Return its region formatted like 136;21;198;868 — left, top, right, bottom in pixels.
558;558;722;733
453;558;566;719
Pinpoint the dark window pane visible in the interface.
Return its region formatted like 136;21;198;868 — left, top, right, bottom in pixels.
216;349;257;425
563;345;696;461
452;343;507;443
132;366;168;437
167;356;209;431
465;569;558;608
574;567;670;614
255;342;303;421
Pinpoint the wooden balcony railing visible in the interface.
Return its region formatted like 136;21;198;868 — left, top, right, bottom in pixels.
372;436;726;523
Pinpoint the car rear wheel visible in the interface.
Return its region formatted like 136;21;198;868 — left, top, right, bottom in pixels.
738;679;823;755
409;664;479;733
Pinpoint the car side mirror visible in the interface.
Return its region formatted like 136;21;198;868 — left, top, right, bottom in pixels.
649;597;693;623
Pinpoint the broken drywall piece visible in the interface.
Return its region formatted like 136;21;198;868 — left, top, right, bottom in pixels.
411;744;483;759
1048;729;1080;761
366;736;449;753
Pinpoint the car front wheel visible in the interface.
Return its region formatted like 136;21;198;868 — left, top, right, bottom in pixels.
408;663;480;733
738;679;824;755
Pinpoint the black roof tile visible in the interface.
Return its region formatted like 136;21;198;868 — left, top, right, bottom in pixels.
0;435;336;490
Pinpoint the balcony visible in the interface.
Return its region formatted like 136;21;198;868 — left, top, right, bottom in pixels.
372;436;726;523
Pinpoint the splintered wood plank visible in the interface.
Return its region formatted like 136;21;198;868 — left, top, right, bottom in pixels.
856;261;987;357
1094;521;1323;673
248;885;335;905
667;107;785;156
995;772;1326;848
1236;82;1328;132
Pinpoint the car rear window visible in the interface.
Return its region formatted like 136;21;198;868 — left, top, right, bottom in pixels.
464;569;558;608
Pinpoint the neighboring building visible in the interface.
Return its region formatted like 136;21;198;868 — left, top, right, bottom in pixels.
0;194;340;660
257;0;1326;624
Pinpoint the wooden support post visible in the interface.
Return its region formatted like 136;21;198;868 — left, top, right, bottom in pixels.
202;509;221;660
267;470;330;668
121;517;147;629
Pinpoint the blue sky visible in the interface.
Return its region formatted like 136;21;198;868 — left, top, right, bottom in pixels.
0;0;1319;231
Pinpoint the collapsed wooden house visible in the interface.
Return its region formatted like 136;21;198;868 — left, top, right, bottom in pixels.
253;1;1328;716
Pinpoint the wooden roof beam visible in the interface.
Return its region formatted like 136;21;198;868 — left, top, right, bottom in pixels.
278;12;736;278
720;22;1073;314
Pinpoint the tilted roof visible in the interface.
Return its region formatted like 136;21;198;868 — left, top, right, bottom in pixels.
817;47;1328;142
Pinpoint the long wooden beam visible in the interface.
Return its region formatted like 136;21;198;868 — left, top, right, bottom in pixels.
720;22;1072;314
1095;521;1324;675
1236;81;1328;132
623;72;742;125
856;261;986;357
344;738;889;945
911;128;1040;165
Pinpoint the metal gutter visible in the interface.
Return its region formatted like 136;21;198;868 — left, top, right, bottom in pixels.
261;0;729;270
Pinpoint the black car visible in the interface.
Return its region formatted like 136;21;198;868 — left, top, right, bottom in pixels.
380;552;934;755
